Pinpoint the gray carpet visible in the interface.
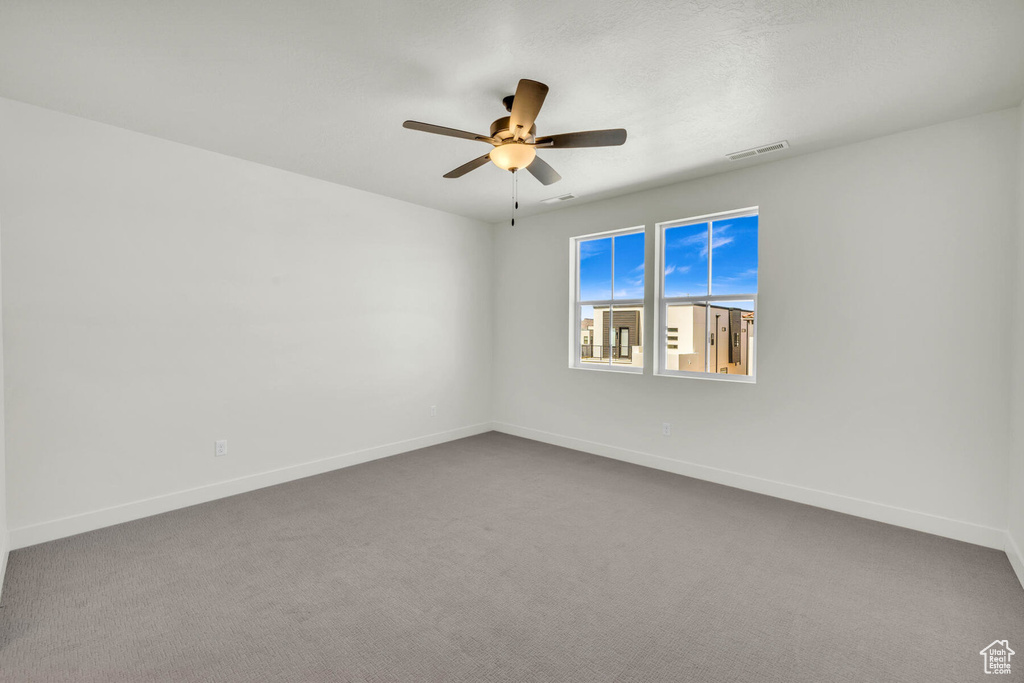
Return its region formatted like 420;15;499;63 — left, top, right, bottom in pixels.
1;432;1021;682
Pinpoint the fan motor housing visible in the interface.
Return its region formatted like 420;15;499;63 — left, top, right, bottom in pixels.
490;116;536;142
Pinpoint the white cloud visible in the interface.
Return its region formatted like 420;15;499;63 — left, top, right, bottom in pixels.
704;235;733;257
713;268;758;286
579;239;610;261
671;225;734;258
664;264;691;276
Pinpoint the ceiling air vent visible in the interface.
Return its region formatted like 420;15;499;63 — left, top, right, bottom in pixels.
542;193;576;204
727;140;789;161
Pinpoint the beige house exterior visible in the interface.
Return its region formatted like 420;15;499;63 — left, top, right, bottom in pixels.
580;303;753;374
584;305;644;367
666;303;754;375
580;318;594;347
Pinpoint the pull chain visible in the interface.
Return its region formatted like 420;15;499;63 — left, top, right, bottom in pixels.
511;169;518;227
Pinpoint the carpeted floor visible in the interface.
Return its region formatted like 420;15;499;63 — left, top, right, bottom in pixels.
1;432;1021;682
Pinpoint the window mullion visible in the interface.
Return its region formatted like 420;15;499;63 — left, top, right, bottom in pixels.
705;302;711;373
576;301;582;367
577;240;585;368
663;294;755;304
707;221;713;297
609;235;615;367
660;224;665;374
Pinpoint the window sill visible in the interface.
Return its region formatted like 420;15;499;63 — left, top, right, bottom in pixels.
654;369;755;383
570;363;643;374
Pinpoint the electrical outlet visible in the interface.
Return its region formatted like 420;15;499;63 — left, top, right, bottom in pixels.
430;405;437;417
662;423;671;437
215;439;228;457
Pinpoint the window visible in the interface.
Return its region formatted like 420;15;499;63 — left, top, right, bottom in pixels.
570;226;645;372
655;208;757;382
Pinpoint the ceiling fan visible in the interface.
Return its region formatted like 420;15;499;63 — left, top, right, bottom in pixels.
403;79;627;186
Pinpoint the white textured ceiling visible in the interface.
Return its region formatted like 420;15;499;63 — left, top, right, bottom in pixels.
1;1;1022;222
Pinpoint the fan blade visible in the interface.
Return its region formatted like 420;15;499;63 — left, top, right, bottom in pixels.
533;129;627;148
403;120;493;143
443;153;492;178
509;79;548;141
525;155;561;186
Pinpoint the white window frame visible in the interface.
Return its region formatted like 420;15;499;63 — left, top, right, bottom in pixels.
654;207;758;383
568;225;646;374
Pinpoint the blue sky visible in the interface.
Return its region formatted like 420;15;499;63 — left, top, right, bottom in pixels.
579;231;645;301
664;215;758;296
579;216;757;302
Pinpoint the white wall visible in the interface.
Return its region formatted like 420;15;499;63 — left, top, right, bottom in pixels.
492;108;1020;547
1010;102;1024;580
0;207;6;592
0;98;493;546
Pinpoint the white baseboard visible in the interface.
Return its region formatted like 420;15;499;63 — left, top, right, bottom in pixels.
492;422;1008;551
0;529;8;602
9;421;1020;587
1007;532;1024;591
8;423;492;550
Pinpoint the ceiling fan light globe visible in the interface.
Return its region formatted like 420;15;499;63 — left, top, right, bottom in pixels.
490;143;535;172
